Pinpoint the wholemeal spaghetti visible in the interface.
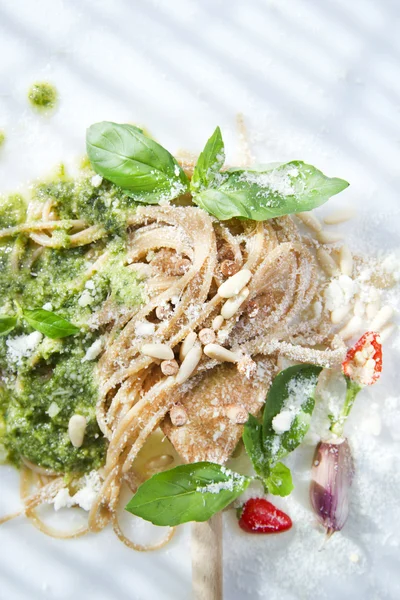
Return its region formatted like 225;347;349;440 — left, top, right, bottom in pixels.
1;123;391;550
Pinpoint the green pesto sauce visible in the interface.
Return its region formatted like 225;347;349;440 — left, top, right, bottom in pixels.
34;175;140;235
0;194;26;229
28;82;58;110
0;170;146;474
0;355;105;473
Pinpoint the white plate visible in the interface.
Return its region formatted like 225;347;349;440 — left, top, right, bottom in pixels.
0;1;399;598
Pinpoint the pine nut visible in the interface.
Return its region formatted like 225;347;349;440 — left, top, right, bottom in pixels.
313;300;322;319
366;300;381;321
169;405;188;427
339;245;353;276
220;260;240;277
317;230;344;244
353;300;365;317
225;404;248;424
218;269;252;298
323;208;356;225
135;320;156;337
198;328;216;345
370;305;394;332
296;212;322;232
176;344;202;384
331;305;350;324
221;287;250;319
68;415;87;448
380;323;396;342
161;359;179;376
179;331;197;361
203;343;239;363
145;454;174;471
141;343;174;360
316;248;339;277
212;315;224;331
339;316;362;340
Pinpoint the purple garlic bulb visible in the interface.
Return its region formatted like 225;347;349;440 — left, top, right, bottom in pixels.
310;438;355;536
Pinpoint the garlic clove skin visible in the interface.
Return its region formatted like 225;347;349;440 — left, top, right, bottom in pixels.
310;438;355;535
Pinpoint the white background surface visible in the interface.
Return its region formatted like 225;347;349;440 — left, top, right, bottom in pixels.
0;1;399;599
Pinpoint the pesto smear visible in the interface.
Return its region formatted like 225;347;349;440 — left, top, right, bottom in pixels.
0;170;146;473
28;82;58;110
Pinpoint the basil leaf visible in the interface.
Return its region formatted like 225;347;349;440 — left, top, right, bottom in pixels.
243;414;270;479
265;462;294;497
23;309;80;339
86;121;189;204
243;414;293;496
0;316;17;336
191;127;225;193
125;462;250;526
263;364;322;463
193;161;348;221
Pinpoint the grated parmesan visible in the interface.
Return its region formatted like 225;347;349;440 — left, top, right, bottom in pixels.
324;275;358;311
52;471;102;512
6;331;43;364
82;338;103;362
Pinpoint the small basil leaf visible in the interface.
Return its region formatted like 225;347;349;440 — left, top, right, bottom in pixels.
86;121;189;204
265;462;294;497
125;462;250;526
0;316;18;336
263;364;322;463
23;309;80;339
242;414;270;479
193;161;348;221
191;127;225;193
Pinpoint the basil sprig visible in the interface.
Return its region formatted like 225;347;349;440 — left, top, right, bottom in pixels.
190;128;349;221
191;126;225;192
23;308;80;339
125;462;250;526
86;121;190;203
0;316;18;336
243;364;322;496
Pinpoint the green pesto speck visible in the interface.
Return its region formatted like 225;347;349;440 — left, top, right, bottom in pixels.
0;130;5;147
28;82;58;110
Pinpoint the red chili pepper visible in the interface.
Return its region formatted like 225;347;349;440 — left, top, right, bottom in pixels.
238;498;292;534
342;331;382;387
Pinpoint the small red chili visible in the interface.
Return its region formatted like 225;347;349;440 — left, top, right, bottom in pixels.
342;331;382;387
238;498;292;534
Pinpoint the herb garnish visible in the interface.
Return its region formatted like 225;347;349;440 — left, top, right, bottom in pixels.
125;462;250;526
191;126;225;192
244;364;322;496
86;122;190;204
0;316;18;336
126;365;322;524
86;122;349;221
0;307;79;340
190;127;349;221
23;308;80;339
